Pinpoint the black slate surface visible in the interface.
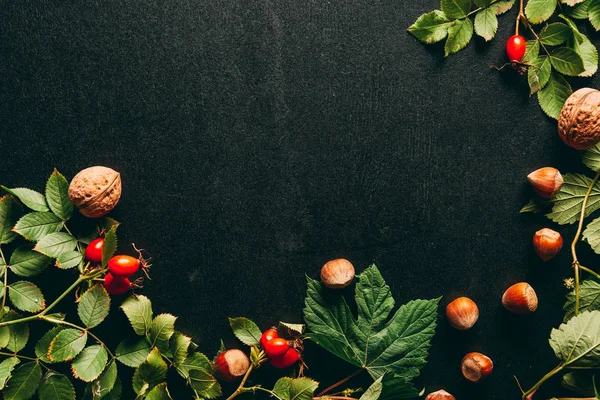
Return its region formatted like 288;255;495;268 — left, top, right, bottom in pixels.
1;1;599;399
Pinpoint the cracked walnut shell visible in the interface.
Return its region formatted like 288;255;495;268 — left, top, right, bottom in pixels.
558;88;600;150
68;166;122;218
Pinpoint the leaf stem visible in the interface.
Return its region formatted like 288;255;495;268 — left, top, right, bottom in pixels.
0;351;37;362
225;364;254;400
316;368;364;397
521;364;564;399
580;265;600;280
515;0;524;35
41;316;115;358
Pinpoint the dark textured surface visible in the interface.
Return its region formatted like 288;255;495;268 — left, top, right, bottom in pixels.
1;0;599;398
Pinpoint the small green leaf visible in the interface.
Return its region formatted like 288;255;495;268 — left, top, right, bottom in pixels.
360;376;384;400
550;47;586;75
520;198;547;213
49;329;87;362
565;0;590;18
13;212;63;241
0;196;21;244
474;8;498;41
583;217;600;254
228;317;262;347
34;232;77;258
526;0;558;23
101;225;117;269
189;368;221;399
590;0;600;29
562;371;595;396
116;337;152;368
523;40;540;63
72;345;109;382
547;173;600;224
583;144;600;172
38;372;76;400
9;246;51;277
538;72;572;119
0;357;19;390
9;281;45;312
132;347;168;394
408;10;452;44
146;382;173;400
3;361;42;400
379;374;421;400
176;352;212;379
170;332;192;366
539;22;570;45
150;314;177;354
564;280;600;320
550;310;600;367
88;360;118;399
35;327;64;363
120;295;153;336
1;187;49;212
272;377;318;400
78;284;110;329
489;0;517;14
278;321;305;336
3;311;29;352
571;33;599;77
45;169;73;221
444;18;474;56
441;0;471;18
56;251;83;270
528;55;552;94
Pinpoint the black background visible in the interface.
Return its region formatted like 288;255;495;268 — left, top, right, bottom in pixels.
1;1;599;399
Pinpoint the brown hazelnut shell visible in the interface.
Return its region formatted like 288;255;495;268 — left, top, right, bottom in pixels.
461;352;493;383
502;282;538;314
425;389;455;400
446;297;479;330
533;228;563;261
320;259;355;289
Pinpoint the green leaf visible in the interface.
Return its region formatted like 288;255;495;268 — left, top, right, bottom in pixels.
565;0;590;18
56;251;83;270
520;198;547;213
49;329;87;362
116;337;152;368
228;317;262;347
0;357;19;390
547;174;600;224
550;47;585;75
3;362;42;400
441;0;471;18
360;376;383;400
565;280;600;320
1;187;49;212
538;72;572;119
34;232;77;258
150;314;177;354
38;372;76;400
584;144;600;172
379;374;421;400
146;382;173;400
170;332;192;366
272;377;318;400
120;295;153;336
590;0;600;28
13;212;63;241
444;18;473;57
278;321;305;336
132;347;168;394
45;169;73;221
584;218;600;254
304;265;440;380
528;55;552;94
3;311;29;352
78;284;110;329
526;0;558;23
176;352;212;379
72;345;109;382
474;0;492;6
562;0;587;6
0;323;8;350
540;23;570;45
35;327;64;363
88;360;117;399
523;40;540;63
9;246;51;277
101;225;117;269
550;310;600;367
489;0;517;14
189;368;222;399
572;33;599;77
474;8;498;41
562;371;596;396
0;196;21;244
9;281;45;312
408;10;452;44
85;371;121;400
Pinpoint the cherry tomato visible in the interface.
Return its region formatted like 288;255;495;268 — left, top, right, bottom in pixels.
108;255;140;277
103;273;131;295
270;348;301;368
84;238;104;263
264;338;290;358
506;35;526;62
260;328;278;349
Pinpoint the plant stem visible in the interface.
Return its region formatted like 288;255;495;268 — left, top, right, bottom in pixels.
580;265;600;280
0;351;37;362
0;246;8;311
316;369;364;397
516;0;524;35
522;364;564;399
42;316;115;358
225;364;254;400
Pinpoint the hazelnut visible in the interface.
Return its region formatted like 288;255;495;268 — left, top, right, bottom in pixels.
68;166;122;218
558;88;600;150
527;167;563;199
320;259;355;289
213;349;250;382
446;297;479;330
425;390;455;400
502;282;538;314
533;228;563;261
461;352;493;383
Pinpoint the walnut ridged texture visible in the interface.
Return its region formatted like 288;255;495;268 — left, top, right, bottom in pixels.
558;88;600;150
68;166;122;218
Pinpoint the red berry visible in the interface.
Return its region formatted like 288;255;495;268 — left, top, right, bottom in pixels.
103;273;131;295
213;349;250;382
264;338;290;358
260;328;278;349
84;238;104;263
506;35;526;62
270;348;301;368
108;255;140;277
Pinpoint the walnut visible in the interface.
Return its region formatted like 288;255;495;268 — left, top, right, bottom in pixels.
558;88;600;150
68;166;122;218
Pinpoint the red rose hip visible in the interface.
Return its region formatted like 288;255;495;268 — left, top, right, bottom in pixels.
506;35;526;62
103;273;131;295
213;349;250;382
108;255;140;277
84;238;104;263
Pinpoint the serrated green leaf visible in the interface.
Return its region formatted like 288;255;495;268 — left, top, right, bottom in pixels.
2;311;29;352
0;357;19;390
520;198;547;213
132;347;168;394
572;33;599;77
146;382;173;400
304;265;440;380
1;187;49;212
540;23;570;45
584;217;600;254
56;251;83;270
538;72;572;119
49;329;87;362
489;0;517;14
474;8;497;41
408;10;452;44
150;314;177;354
13;212;63;242
189;368;221;399
84;374;122;400
550;310;600;367
564;280;600;321
38;372;76;400
78;284;110;329
88;360;117;399
441;0;471;18
34;232;77;258
0;257;6;278
101;225;117;269
35;327;64;363
116;336;152;368
176;352;212;379
528;55;552;94
379;374;421;400
526;0;558;23
170;332;192;366
45;170;73;221
562;0;586;5
3;361;42;400
550;47;586;75
120;295;153;336
272;377;318;400
72;345;108;382
565;0;590;18
278;321;305;336
9;281;45;312
523;40;540;63
584;144;600;172
273;378;293;399
562;371;595;396
591;0;600;29
0;196;21;244
9;246;51;277
444;18;473;56
360;376;383;400
547;174;600;224
228;317;262;347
